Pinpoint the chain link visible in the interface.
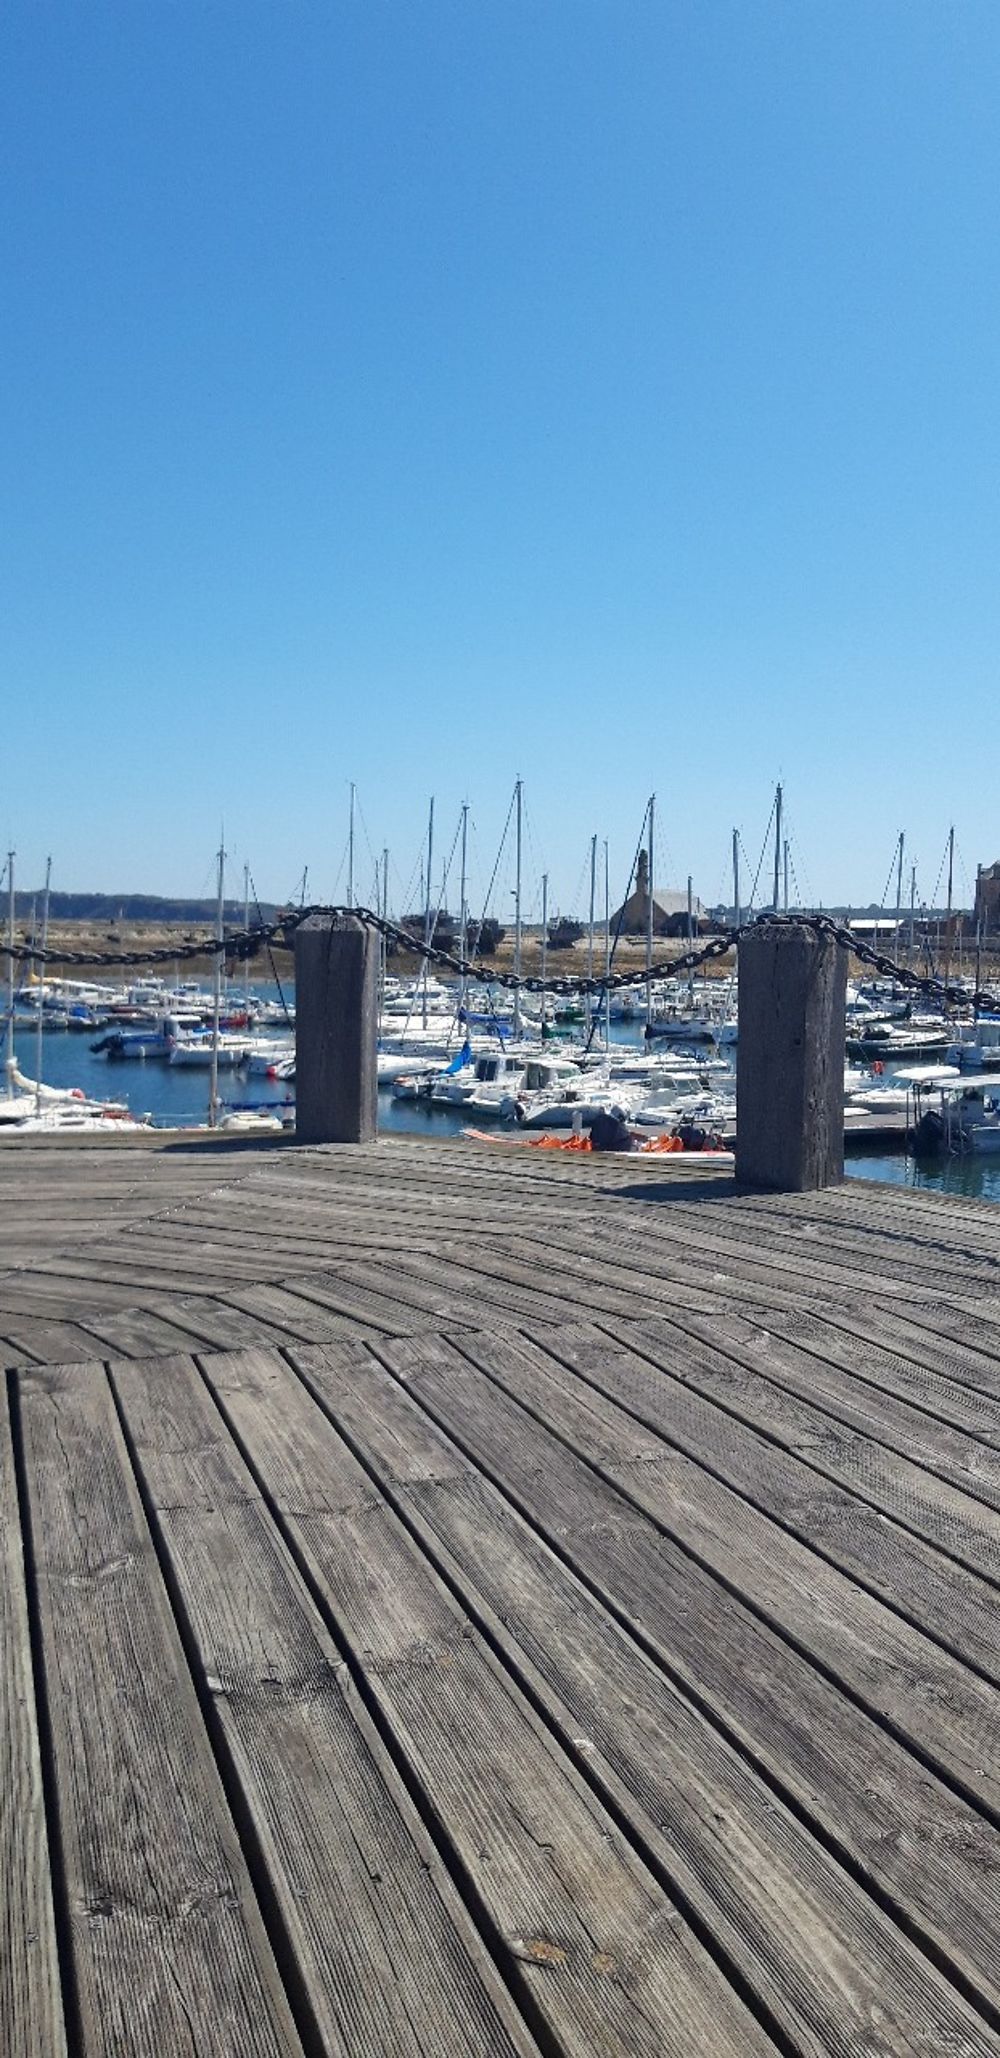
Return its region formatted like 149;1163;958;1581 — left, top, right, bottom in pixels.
6;904;1000;1014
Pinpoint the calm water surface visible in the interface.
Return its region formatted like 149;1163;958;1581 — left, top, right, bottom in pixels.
12;1001;999;1201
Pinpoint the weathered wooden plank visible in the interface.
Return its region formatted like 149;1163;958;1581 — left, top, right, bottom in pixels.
75;1302;224;1359
736;1301;1000;1443
444;1324;1000;1816
659;1307;1000;1522
292;1335;1000;2055
529;1205;946;1305
199;1345;775;2057
871;1298;1000;1382
111;1351;538;2057
554;1317;1000;1681
0;1379;66;2055
161;1294;312;1350
0;1318;109;1366
609;1311;1000;1590
272;1267;481;1335
663;1194;1000;1294
17;1359;302;2057
387;1247;577;1324
219;1281;385;1344
374;1327;1000;2017
285;1260;534;1334
25;1257;222;1300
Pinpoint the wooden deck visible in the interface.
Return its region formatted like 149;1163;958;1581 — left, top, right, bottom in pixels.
6;1134;1000;2052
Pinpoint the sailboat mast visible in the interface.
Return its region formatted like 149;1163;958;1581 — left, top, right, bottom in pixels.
347;782;356;910
512;778;523;1036
6;849;14;1075
687;874;695;1004
243;862;251;1019
603;841;611;1047
892;832;904;988
36;854;51;1115
422;797;434;1030
908;865;917;970
944;823;955;989
208;839;224;1129
645;795;655;1029
540;872;548;1040
772;783;783;912
586;832;597;1034
782;840;789;914
975;872;983;1024
379;846;389;1028
732;828;740;932
458;802;469;1018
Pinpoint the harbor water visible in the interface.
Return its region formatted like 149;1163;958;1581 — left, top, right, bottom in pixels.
10;995;1000;1200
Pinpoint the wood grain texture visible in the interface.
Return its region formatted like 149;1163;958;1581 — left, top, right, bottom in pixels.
17;1358;302;2057
111;1350;537;2058
375;1325;1000;2025
198;1344;776;2058
291;1334;1000;2056
0;1379;66;2055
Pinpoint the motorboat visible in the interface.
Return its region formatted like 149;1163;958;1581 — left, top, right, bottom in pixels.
92;1011;204;1061
239;1037;295;1077
465;1051;549;1121
911;1074;1000;1156
168;1031;252;1068
845;1062;961;1114
632;1089;737;1133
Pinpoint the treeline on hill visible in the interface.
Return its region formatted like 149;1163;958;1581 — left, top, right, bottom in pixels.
11;893;282;925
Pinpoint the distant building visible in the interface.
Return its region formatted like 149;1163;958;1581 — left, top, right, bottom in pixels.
611;850;710;937
975;863;1000;935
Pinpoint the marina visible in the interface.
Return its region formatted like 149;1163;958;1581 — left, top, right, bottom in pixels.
3;973;998;1191
7;5;1000;2048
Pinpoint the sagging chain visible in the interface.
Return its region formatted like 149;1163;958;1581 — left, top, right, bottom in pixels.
6;904;1000;1013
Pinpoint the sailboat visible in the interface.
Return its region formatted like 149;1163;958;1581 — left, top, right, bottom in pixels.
0;853;151;1134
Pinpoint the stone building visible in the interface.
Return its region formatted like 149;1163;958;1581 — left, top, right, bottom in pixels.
610;850;710;937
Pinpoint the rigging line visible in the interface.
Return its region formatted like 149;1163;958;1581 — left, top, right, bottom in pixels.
520;792;549;895
567;849;590;920
736;832;755;910
787;846;806;910
329;830;351;902
781;820;816;913
467;782;516;965
582;806;648;1054
746;790;777;912
435;808;464;908
397;838;423;918
877;839;900;914
930;832;950;910
247;871;293;1027
353;790;380;877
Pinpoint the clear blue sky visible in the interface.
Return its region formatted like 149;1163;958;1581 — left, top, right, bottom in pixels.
2;1;998;917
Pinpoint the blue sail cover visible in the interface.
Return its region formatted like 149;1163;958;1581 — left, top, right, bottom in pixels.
458;1009;512;1039
445;1039;474;1073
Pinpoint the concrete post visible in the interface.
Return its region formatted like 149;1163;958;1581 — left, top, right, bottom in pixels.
294;913;378;1144
736;923;846;1191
